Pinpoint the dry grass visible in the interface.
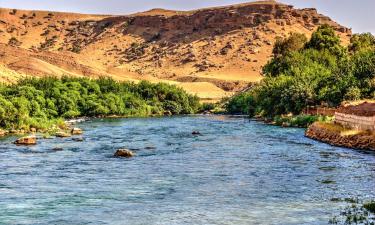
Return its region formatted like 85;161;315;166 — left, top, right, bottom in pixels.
315;121;374;137
0;65;27;83
342;99;375;106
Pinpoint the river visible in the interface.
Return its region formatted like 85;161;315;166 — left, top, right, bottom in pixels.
0;115;374;224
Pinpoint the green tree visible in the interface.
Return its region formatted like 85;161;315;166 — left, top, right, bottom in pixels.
272;33;307;57
305;24;344;56
349;33;375;52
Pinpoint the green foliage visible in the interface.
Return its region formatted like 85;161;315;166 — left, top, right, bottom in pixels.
305;24;344;55
349;33;375;52
0;77;200;130
344;87;362;101
200;103;216;111
225;92;256;116
272;32;307;57
273;115;333;128
228;25;375;118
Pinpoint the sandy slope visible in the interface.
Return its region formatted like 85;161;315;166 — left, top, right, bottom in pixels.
0;1;351;101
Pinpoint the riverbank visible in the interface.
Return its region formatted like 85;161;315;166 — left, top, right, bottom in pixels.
306;122;375;151
1;114;168;142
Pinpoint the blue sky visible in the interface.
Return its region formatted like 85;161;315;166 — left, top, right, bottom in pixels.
0;0;373;34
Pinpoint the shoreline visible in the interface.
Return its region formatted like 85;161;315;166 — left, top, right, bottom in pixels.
306;122;375;151
4;114;374;152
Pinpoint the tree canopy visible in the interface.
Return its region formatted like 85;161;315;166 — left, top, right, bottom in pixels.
228;25;375;117
0;77;200;130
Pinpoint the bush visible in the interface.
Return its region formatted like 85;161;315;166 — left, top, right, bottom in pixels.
0;77;200;130
273;115;332;128
228;26;375;118
225;92;256;116
200;103;216;111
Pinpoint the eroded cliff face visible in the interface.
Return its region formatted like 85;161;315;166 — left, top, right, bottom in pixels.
306;122;375;151
0;1;351;100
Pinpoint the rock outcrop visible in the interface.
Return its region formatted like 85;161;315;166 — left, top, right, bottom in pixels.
306;122;375;151
14;136;37;145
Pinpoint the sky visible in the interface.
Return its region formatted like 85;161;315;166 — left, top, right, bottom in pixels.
0;0;373;34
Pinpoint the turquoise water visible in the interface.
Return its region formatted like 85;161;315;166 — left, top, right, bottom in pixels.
0;115;374;225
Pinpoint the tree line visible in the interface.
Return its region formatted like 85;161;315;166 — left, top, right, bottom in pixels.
227;25;375;118
0;77;200;130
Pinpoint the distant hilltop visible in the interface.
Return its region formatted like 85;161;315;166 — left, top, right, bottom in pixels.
0;1;351;100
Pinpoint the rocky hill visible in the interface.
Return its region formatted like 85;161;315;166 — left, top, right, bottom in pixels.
0;1;351;101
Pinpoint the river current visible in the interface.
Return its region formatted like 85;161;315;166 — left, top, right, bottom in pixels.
0;115;374;224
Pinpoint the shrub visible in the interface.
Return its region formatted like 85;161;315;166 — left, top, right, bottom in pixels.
0;77;200;130
228;25;375;118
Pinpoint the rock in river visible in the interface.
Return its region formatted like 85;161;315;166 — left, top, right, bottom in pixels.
72;137;84;142
192;131;201;135
14;136;37;145
55;132;72;138
114;149;135;158
71;128;83;135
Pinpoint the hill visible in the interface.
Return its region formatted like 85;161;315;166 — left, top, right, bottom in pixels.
0;1;351;101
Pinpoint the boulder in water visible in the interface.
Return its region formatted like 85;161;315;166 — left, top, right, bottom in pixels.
55;132;72;138
14;136;37;145
192;131;201;135
72;137;84;142
114;149;135;158
71;127;83;135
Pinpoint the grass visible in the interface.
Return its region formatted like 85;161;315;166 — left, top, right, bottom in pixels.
273;114;334;128
314;121;375;137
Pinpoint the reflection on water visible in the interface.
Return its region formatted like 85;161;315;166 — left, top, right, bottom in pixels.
0;115;374;224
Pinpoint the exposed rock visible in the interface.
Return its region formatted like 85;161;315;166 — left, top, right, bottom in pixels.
30;127;37;133
164;111;172;116
71;127;83;135
0;129;6;136
192;131;201;135
114;149;135;158
52;147;64;151
14;136;37;145
72;137;84;142
10;129;18;134
281;122;291;127
55;131;72;138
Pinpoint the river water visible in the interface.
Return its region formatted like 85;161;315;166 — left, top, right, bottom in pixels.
0;115;374;225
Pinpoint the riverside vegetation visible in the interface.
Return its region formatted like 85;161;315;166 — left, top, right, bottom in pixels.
226;25;375;126
0;77;200;133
